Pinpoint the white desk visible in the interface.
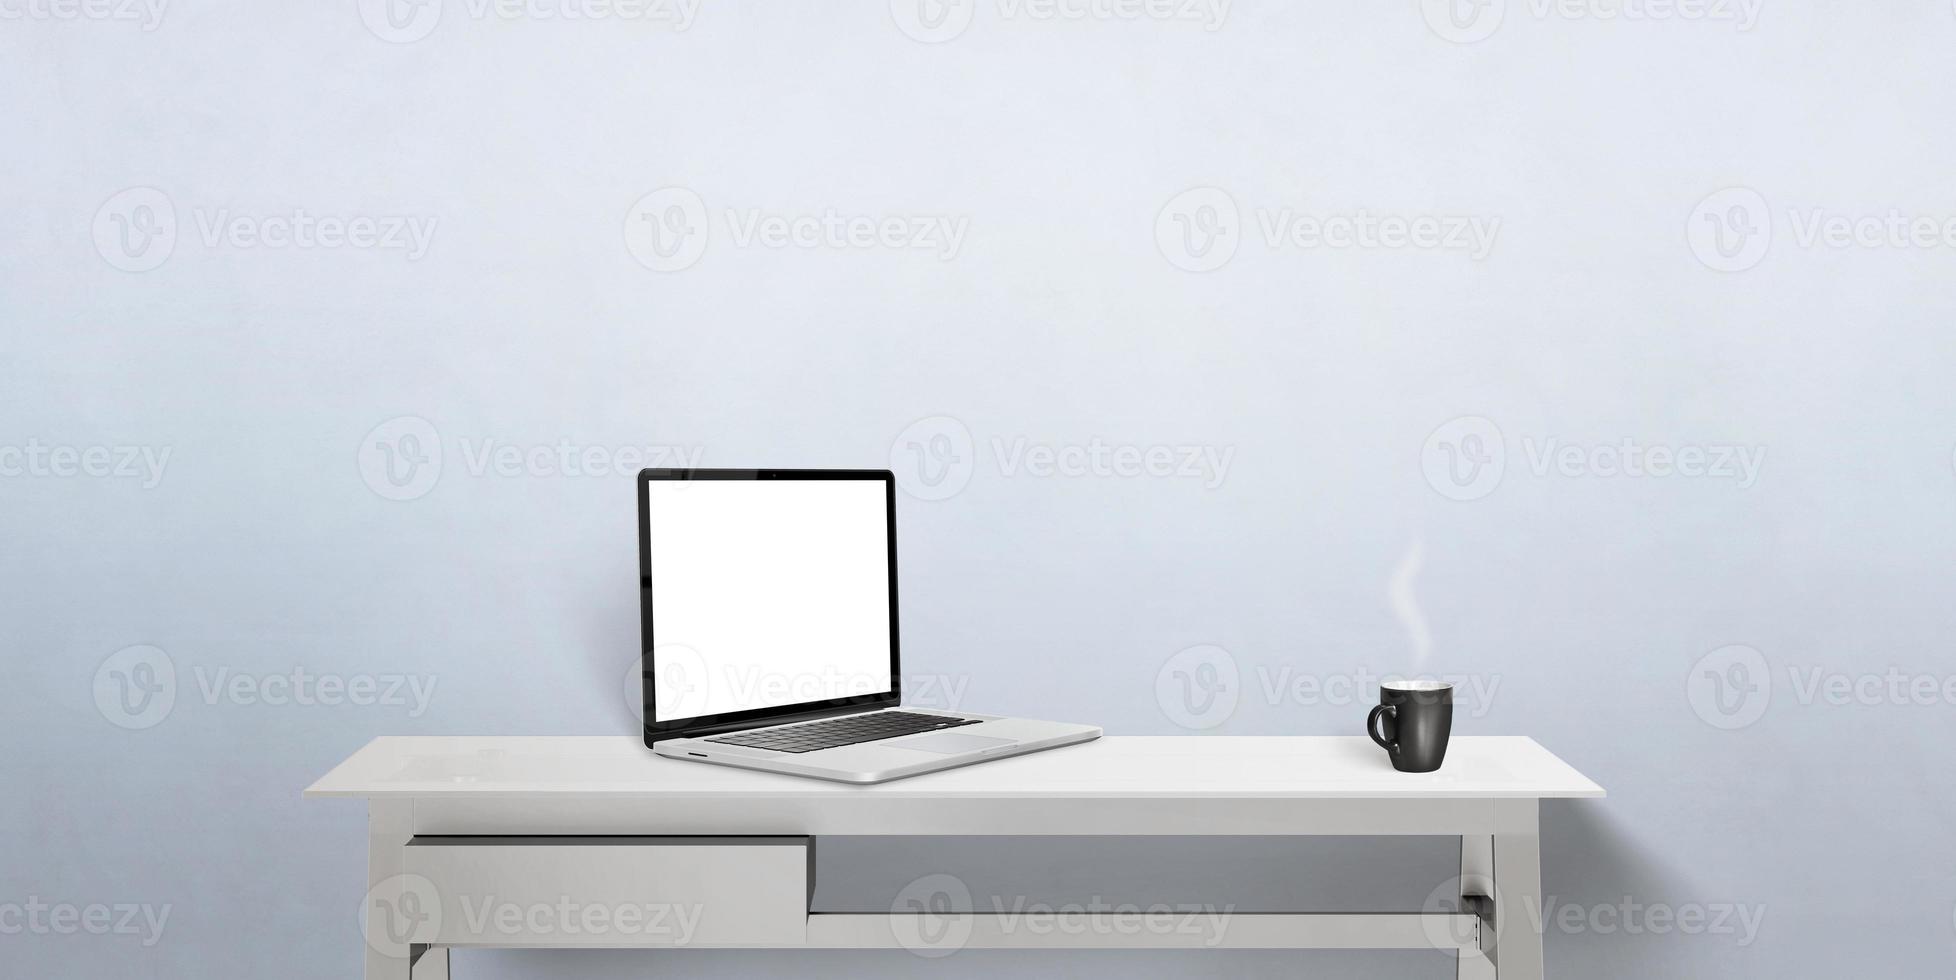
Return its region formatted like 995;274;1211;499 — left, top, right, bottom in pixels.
308;736;1603;979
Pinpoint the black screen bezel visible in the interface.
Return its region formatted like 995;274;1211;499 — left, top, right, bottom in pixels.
638;468;901;744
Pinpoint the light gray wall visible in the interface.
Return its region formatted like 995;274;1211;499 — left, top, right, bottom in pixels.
6;1;1956;976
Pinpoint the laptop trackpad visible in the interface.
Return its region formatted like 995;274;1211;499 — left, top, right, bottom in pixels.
886;732;1015;755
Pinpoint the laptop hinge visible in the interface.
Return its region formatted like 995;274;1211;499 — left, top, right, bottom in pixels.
647;700;893;743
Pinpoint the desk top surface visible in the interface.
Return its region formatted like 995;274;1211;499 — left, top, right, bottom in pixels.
306;736;1603;800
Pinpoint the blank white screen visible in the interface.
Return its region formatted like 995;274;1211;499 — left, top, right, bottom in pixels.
647;478;892;722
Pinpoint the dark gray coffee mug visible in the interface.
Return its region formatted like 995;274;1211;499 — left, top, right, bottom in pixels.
1366;680;1453;773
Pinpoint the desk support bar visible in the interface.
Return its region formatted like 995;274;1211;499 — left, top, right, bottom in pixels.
802;911;1479;950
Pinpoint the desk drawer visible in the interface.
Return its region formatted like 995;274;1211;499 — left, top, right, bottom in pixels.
402;836;808;947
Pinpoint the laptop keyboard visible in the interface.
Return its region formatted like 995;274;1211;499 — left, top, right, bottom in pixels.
705;710;982;754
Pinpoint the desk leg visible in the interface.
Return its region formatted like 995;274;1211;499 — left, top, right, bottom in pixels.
1491;829;1545;980
1458;823;1546;980
1457;835;1495;980
409;946;449;979
365;800;421;980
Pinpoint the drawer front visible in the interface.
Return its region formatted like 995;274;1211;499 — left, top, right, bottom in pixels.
402;836;808;947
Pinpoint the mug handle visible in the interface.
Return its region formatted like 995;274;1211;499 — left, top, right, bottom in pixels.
1367;704;1398;754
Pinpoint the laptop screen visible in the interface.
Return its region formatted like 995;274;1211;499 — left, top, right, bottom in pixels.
643;474;895;725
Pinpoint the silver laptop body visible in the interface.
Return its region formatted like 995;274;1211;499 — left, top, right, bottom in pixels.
638;468;1099;784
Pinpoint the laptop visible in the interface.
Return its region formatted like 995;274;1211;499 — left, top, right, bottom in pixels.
639;467;1100;783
